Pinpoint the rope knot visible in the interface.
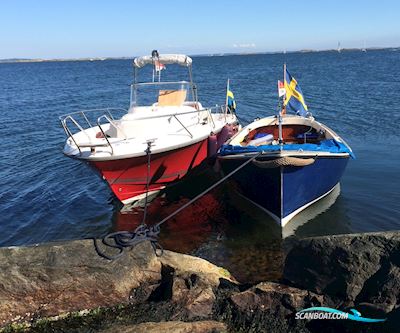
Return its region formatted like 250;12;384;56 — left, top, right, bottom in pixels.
93;223;162;260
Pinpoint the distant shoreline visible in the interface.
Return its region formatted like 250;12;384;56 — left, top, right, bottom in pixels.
1;46;399;64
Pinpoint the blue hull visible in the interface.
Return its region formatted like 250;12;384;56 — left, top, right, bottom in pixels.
219;156;349;225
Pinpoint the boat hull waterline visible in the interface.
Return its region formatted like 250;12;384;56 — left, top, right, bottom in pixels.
89;138;208;204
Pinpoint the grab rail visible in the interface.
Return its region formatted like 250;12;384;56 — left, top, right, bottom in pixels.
62;117;82;155
80;111;92;127
60;106;226;129
61;115;93;155
59;107;126;120
59;108;126;156
63;115;85;133
97;115;115;155
60;105;232;155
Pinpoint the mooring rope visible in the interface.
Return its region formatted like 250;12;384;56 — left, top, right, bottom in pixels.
93;150;262;260
142;141;153;225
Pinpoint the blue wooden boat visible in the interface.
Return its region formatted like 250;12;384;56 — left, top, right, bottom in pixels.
218;66;354;227
218;67;354;227
218;114;354;227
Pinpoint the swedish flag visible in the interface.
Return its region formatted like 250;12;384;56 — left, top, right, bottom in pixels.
227;89;236;112
284;68;308;117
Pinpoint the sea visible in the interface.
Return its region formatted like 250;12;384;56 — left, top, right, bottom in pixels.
1;50;399;282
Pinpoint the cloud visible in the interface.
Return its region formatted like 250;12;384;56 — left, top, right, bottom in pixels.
233;43;256;48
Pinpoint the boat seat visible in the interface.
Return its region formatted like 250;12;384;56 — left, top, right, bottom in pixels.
247;133;274;146
158;90;187;106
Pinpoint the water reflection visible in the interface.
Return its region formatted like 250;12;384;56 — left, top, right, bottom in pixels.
113;175;351;283
114;190;283;283
283;184;352;238
114;193;227;254
114;166;228;254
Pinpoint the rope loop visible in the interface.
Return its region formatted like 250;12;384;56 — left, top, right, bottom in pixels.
93;223;162;260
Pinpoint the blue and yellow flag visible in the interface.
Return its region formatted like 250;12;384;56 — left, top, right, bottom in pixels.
227;87;236;113
283;68;308;117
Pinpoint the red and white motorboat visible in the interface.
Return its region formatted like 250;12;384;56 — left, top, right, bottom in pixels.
61;51;238;204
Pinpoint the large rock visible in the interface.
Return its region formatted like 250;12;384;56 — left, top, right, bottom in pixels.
160;250;236;288
4;231;399;332
160;250;236;320
213;282;322;333
283;232;400;312
170;277;216;319
99;320;227;333
230;282;324;317
0;240;160;326
0;239;236;328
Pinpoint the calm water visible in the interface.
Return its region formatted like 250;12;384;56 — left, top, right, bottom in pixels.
1;50;400;282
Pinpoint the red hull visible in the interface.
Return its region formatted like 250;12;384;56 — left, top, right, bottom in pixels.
89;139;208;203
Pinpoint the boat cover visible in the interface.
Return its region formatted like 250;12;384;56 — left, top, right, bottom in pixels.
219;139;355;158
133;54;192;68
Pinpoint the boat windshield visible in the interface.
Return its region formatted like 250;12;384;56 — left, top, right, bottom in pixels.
130;81;195;107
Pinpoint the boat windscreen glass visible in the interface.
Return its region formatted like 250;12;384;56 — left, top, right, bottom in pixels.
130;82;193;107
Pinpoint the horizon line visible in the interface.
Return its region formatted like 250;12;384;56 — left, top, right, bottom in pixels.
1;45;399;63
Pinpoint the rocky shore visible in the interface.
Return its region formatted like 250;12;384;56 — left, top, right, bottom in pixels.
0;231;399;332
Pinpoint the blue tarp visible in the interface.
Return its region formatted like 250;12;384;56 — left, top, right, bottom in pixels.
219;139;355;158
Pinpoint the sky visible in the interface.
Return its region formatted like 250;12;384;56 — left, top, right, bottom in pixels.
1;0;400;59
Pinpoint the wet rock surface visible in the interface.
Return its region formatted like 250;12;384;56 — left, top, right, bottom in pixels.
229;282;324;317
98;320;227;333
214;282;324;333
0;239;234;332
0;231;399;332
0;240;161;326
284;232;400;311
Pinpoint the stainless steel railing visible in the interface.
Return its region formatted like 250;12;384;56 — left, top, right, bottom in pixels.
60;105;231;155
60;108;126;155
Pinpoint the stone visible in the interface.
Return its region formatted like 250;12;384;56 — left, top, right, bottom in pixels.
0;239;237;328
160;249;237;287
98;320;227;333
230;282;324;317
211;281;321;333
0;240;161;326
355;262;400;313
159;249;236;320
157;249;237;319
283;231;400;309
4;230;399;332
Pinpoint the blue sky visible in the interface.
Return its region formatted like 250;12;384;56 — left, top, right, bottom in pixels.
1;0;399;58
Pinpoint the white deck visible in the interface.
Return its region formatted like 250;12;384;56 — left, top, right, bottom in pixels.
63;104;237;161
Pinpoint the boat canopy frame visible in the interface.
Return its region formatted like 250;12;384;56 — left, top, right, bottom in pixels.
132;52;197;105
133;54;192;69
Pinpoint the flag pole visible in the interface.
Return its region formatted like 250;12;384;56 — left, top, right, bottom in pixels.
283;62;286;113
225;79;230;114
278;64;285;146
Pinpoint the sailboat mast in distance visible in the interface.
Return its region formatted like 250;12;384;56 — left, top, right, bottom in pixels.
362;40;367;52
337;41;341;53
